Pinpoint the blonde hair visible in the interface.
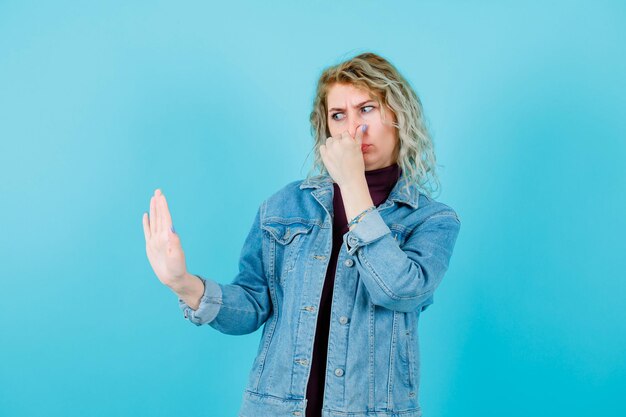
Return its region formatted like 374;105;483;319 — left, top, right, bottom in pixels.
304;51;441;199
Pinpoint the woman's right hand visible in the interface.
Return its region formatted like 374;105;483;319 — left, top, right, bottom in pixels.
142;189;188;289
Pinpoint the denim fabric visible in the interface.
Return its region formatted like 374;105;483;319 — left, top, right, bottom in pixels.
178;173;461;417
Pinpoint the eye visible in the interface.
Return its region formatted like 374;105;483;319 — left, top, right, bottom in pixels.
330;105;375;121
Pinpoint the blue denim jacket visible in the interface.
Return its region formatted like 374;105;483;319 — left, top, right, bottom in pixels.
179;173;461;417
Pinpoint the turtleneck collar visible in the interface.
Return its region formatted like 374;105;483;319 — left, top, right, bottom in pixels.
330;162;403;234
364;163;402;193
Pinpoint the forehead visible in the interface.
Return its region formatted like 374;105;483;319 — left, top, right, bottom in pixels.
326;83;373;104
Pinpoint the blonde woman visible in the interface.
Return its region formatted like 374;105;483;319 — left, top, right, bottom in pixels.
143;52;461;417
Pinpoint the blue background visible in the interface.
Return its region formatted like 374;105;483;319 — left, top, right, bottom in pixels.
1;1;624;416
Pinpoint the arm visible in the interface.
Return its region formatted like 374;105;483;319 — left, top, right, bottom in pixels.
342;191;461;312
339;176;461;312
170;272;205;310
178;201;272;335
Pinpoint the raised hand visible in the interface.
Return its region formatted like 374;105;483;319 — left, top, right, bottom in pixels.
142;189;188;288
319;124;368;187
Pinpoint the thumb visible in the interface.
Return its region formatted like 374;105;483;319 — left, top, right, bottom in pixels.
168;224;179;242
167;226;184;254
355;124;367;146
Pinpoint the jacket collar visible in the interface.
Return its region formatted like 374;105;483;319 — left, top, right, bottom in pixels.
299;172;420;209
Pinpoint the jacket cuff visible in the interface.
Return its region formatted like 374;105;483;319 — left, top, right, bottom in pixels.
343;209;391;256
178;275;223;326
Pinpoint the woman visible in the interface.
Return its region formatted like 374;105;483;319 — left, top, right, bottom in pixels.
143;52;461;417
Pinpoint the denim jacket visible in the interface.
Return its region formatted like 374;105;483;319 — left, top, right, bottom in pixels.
179;173;461;417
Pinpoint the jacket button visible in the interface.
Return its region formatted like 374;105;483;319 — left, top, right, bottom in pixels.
343;258;354;267
347;235;358;246
339;316;348;325
334;368;344;377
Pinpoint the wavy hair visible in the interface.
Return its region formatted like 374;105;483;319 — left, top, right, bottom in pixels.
304;51;441;199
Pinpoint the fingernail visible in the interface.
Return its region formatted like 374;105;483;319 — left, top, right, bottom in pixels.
362;124;368;132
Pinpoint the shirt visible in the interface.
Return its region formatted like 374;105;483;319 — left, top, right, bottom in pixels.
305;163;402;417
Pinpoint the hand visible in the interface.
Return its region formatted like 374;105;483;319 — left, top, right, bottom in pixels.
142;189;188;288
319;124;368;188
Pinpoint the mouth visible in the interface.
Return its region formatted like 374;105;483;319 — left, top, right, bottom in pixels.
361;144;372;152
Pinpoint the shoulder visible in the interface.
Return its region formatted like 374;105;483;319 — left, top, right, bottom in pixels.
415;192;461;225
265;178;308;205
260;177;324;224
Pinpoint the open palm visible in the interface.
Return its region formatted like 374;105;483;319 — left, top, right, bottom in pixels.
142;189;187;288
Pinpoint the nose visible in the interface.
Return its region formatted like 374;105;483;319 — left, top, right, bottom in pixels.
349;112;364;137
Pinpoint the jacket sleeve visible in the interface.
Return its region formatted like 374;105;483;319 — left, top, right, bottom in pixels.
178;201;272;335
343;207;461;313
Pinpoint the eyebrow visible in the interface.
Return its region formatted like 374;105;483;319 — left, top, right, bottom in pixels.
328;100;375;113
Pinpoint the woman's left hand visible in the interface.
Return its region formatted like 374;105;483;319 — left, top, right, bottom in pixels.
320;124;367;187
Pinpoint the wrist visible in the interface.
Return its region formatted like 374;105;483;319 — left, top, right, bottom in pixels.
339;176;374;225
337;173;366;191
167;271;197;296
347;205;376;227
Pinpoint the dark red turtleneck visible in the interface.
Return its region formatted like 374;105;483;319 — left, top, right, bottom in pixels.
305;163;402;417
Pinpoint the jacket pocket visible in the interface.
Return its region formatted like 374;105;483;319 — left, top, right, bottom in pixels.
261;219;314;285
246;316;277;392
397;313;417;390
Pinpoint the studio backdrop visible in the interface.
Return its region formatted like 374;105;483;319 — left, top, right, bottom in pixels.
1;1;624;416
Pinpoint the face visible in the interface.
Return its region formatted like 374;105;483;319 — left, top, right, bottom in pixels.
326;83;399;171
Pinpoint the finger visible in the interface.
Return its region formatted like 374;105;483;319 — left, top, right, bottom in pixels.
150;194;157;235
142;212;151;241
155;189;162;234
340;130;351;141
157;193;165;234
160;192;174;233
354;124;366;146
142;212;152;243
157;191;168;234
